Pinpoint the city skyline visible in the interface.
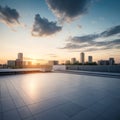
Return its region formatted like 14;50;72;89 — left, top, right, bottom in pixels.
0;0;120;64
2;52;117;66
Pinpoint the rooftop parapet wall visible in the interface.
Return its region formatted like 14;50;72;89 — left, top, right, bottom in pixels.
0;66;53;76
66;65;120;73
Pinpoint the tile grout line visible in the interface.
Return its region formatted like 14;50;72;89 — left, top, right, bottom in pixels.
0;82;3;120
5;80;23;120
30;100;68;119
9;79;36;120
0;81;10;120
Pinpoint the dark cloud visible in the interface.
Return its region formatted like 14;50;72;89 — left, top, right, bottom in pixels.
101;25;120;37
61;39;120;51
61;43;82;49
61;42;90;49
94;39;120;47
46;0;91;22
0;5;20;26
68;25;120;44
84;48;100;52
61;25;120;51
32;14;62;36
69;34;99;43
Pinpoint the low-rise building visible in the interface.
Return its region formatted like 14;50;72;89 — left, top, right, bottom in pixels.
65;60;70;65
109;58;115;65
98;58;115;65
88;56;93;63
48;60;59;65
7;60;16;68
15;59;23;68
71;58;76;64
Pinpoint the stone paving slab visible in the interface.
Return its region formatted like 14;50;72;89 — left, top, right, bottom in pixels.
0;72;120;120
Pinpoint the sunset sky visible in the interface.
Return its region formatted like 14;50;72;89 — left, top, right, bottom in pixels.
0;0;120;64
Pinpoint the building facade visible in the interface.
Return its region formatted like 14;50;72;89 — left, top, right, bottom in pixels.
18;53;23;61
71;58;76;64
98;58;115;65
65;60;70;65
88;56;93;63
7;60;16;68
80;52;85;64
48;60;59;65
109;58;115;65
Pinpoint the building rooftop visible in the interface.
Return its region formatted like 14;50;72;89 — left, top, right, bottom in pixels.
0;72;120;120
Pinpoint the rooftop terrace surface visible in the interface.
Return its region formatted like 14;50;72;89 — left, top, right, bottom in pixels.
0;72;120;120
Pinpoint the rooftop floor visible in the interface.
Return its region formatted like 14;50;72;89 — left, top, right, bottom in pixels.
0;72;120;120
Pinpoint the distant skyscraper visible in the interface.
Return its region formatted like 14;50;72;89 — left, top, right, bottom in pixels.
88;56;92;63
15;53;23;68
98;58;115;65
65;60;70;65
18;53;23;61
48;60;59;65
71;58;76;64
98;60;109;65
109;58;115;65
80;52;85;64
7;60;16;68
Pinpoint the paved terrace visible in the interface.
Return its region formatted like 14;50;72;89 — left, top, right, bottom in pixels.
0;72;120;120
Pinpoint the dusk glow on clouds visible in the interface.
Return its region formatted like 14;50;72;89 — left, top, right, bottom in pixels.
0;0;120;63
61;25;120;51
46;0;91;22
32;14;62;36
0;5;20;27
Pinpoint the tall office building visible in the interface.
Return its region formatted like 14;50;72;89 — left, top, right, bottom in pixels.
88;56;92;63
18;53;23;61
71;58;76;64
65;60;70;64
48;60;59;65
15;53;23;68
80;52;85;64
7;60;16;67
109;58;115;65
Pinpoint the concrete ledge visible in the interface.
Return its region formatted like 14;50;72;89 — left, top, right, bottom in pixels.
0;68;52;76
55;70;120;79
66;65;120;73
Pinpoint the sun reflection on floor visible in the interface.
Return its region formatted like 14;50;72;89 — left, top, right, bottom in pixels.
21;76;40;102
28;79;38;98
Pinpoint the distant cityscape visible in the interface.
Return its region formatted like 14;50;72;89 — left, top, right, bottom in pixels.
0;52;119;69
65;52;115;66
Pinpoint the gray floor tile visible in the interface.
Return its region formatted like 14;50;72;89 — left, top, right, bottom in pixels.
102;106;120;120
70;96;97;107
28;98;67;115
98;96;115;106
112;101;120;111
0;112;3;120
1;98;16;112
13;98;26;108
19;93;35;105
24;117;36;120
0;103;2;113
95;115;107;120
88;102;109;114
0;73;120;120
57;102;86;118
71;110;97;120
1;92;10;100
35;109;68;120
18;106;33;119
3;109;21;120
